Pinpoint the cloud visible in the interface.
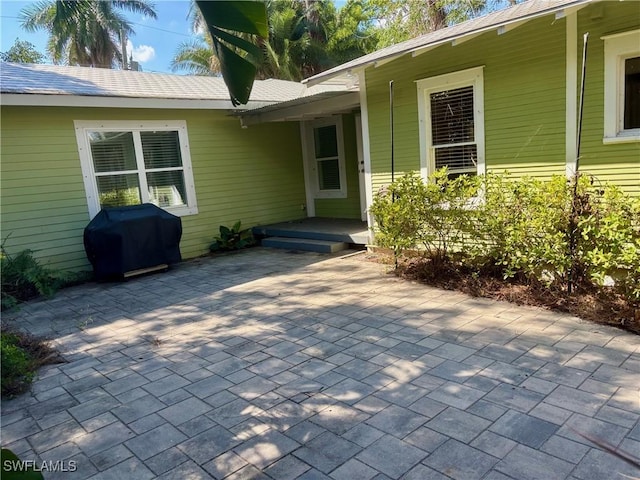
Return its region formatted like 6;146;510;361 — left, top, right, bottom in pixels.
126;40;156;63
132;45;155;63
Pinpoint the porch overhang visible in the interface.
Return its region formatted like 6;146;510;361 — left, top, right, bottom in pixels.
237;91;361;126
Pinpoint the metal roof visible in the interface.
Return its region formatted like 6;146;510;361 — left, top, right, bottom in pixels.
304;0;593;86
0;62;350;109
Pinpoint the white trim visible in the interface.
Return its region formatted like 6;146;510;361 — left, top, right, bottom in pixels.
357;70;375;232
240;92;360;126
303;116;348;199
451;32;482;45
2;93;275;111
299;122;316;217
416;66;485;178
355;114;367;222
565;12;578;177
74;120;198;219
497;19;527;35
305;1;591;86
603;29;640;143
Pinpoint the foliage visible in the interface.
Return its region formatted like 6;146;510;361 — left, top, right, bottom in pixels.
1;448;45;480
195;0;268;105
1;326;62;398
1;242;80;310
20;0;156;68
370;170;479;266
0;38;46;63
210;221;255;252
177;0;377;83
171;38;219;76
370;170;640;304
475;174;573;282
576;183;640;301
99;188;140;208
1;332;35;396
368;0;489;48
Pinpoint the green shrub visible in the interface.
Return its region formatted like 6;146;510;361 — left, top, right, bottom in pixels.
210;221;255;252
1;332;35;396
369;169;479;265
475;174;573;283
370;170;640;304
576;183;640;301
1;243;83;310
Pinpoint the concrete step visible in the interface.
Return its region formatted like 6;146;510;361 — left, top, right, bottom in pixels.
261;236;348;253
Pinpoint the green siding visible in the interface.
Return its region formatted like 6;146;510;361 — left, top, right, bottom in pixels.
365;5;639;195
577;2;640;194
315;114;363;219
366;16;568;192
1;107;306;271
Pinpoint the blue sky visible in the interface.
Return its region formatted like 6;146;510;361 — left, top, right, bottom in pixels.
1;1;199;73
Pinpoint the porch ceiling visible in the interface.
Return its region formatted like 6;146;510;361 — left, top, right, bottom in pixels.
238;91;361;126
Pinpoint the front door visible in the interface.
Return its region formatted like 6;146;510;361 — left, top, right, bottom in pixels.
302;114;364;220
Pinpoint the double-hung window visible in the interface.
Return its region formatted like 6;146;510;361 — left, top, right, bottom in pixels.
306;117;347;198
603;30;640;143
75;120;198;218
417;67;485;179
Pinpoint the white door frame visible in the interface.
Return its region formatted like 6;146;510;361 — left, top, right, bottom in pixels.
355;114;367;221
299;122;316;217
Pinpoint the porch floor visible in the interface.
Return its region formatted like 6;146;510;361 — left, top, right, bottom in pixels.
253;217;369;245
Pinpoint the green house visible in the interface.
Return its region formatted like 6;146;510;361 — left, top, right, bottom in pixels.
1;0;638;272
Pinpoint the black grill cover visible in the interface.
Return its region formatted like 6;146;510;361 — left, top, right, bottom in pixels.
84;204;182;280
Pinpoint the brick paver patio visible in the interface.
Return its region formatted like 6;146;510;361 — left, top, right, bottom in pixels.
2;248;639;480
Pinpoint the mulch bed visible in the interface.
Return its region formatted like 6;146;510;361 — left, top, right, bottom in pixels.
366;253;639;335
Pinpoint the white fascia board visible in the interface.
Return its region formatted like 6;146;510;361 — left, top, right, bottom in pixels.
0;93;277;111
240;92;360;126
307;1;592;86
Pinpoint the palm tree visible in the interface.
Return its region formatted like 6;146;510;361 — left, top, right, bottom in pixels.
20;0;156;69
171;2;219;76
171;39;219;76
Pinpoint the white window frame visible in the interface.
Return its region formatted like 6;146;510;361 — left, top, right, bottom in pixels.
603;29;640;144
74;120;198;219
416;66;485;179
304;116;348;199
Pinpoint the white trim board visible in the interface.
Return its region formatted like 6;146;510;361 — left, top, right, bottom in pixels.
416;66;486;178
357;70;375;233
565;11;578;177
602;29;640;144
74;120;199;219
2;93;276;111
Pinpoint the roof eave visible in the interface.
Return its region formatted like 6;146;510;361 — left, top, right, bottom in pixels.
303;0;593;87
0;93;281;110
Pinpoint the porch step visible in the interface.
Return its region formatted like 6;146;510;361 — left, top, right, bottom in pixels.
261;236;348;253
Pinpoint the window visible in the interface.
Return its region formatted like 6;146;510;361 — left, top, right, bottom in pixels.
603;30;640;143
74;121;198;218
417;67;485;178
306;117;347;198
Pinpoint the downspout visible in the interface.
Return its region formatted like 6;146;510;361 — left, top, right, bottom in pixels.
389;80;395;184
576;32;589;170
565;12;578;177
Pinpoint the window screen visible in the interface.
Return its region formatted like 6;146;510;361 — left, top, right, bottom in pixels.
624;56;640;130
313;124;341;191
430;86;477;175
89;129;187;209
